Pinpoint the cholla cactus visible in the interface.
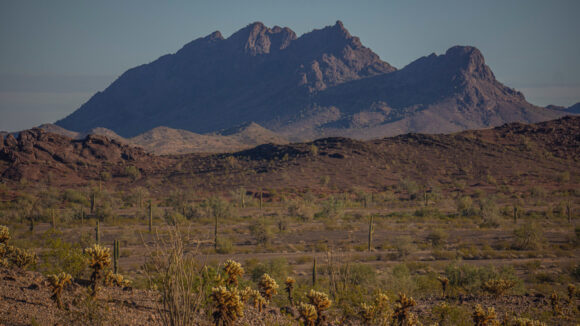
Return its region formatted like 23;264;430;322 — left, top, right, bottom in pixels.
211;286;244;326
511;317;547;326
0;225;10;244
105;271;131;287
481;279;515;298
8;246;38;268
437;276;449;298
567;284;576;304
85;244;111;297
0;244;7;267
359;302;374;325
550;292;561;316
285;277;295;306
48;272;72;309
306;289;331;325
223;259;244;288
258;273;278;301
241;287;266;312
298;302;318;326
392;293;417;326
472;304;499;326
358;292;391;325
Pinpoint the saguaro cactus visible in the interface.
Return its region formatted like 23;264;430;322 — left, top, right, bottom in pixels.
513;206;518;224
113;240;120;274
368;215;374;252
148;199;153;232
95;221;100;244
51;208;56;229
259;191;263;210
312;257;317;287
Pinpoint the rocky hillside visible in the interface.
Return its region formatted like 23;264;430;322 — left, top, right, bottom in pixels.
4;117;578;191
54;21;568;141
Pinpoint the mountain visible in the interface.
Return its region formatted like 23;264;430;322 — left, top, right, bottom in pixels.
38;122;287;154
4;117;578;189
55;21;566;140
564;102;580;114
130;123;287;154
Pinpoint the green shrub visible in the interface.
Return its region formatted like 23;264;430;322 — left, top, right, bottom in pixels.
39;230;86;278
216;238;233;254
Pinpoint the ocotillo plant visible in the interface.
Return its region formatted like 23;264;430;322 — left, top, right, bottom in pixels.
95;221;100;244
368;215;374;252
51;208;56;229
214;211;218;250
148;199;153;232
113;240;120;274
90;193;96;214
312;257;317;287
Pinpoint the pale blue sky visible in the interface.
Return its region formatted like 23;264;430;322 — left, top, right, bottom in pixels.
1;0;579;131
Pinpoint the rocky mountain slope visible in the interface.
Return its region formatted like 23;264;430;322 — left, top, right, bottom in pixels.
3;117;578;190
55;21;568;141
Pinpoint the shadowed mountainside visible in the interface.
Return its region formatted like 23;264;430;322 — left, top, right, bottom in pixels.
55;21;567;141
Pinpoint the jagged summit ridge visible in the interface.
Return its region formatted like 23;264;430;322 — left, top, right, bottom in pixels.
55;21;566;140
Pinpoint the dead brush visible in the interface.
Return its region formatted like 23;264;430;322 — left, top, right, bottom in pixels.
258;273;279;302
297;302;318;326
306;289;332;325
481;279;515;298
48;272;72;309
223;259;244;288
472;304;499;326
392;293;416;326
211;286;244;326
85;244;111;297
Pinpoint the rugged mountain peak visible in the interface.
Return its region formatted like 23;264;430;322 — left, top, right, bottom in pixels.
444;46;494;80
227;21;296;55
207;31;224;41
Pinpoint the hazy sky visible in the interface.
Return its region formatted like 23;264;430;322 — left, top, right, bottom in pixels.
1;0;579;132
